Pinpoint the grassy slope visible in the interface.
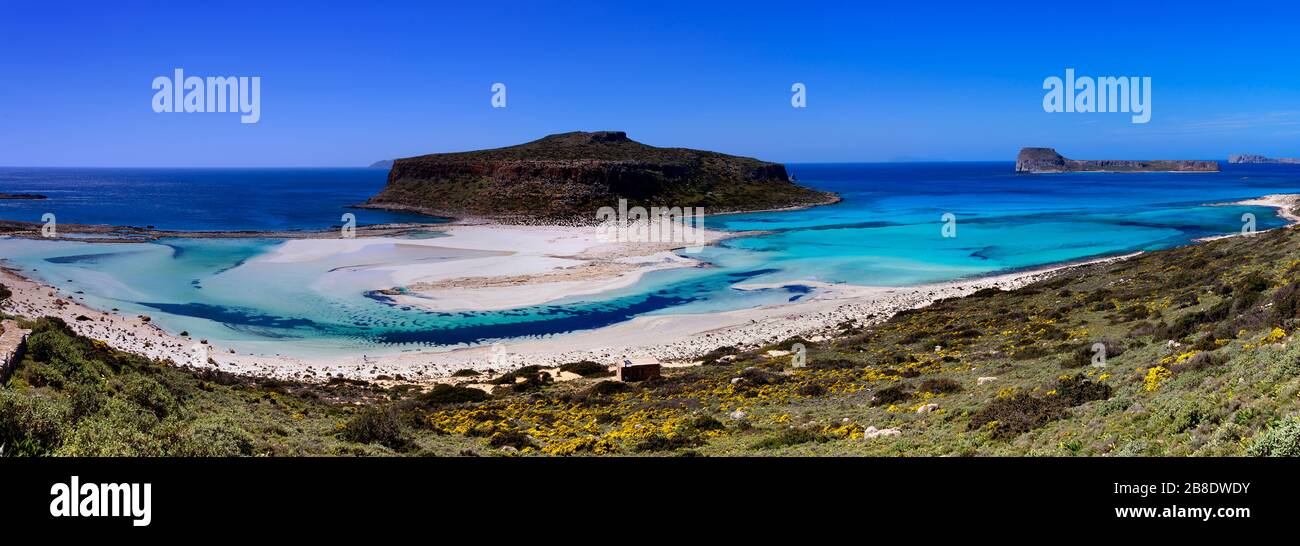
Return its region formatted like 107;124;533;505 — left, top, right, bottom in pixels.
5;227;1300;456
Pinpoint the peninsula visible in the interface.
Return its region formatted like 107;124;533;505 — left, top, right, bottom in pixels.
1015;147;1219;173
361;131;838;222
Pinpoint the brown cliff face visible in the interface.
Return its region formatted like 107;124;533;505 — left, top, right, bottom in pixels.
1015;147;1219;173
363;131;837;222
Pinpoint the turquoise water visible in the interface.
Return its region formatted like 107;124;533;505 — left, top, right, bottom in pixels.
2;163;1297;356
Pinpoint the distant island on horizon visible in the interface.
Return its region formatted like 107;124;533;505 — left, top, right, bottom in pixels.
1015;147;1219;173
360;131;838;222
1229;154;1300;165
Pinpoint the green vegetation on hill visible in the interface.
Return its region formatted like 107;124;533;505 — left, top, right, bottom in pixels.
6;227;1300;456
1;316;385;456
364;131;837;221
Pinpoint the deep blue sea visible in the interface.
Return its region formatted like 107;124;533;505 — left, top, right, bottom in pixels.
0;167;436;230
2;162;1298;356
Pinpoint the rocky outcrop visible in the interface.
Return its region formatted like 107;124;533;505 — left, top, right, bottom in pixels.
0;193;46;200
362;131;838;222
1016;147;1219;173
1228;154;1300;164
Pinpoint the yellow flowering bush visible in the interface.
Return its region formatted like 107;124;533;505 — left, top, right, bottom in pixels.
1144;366;1172;392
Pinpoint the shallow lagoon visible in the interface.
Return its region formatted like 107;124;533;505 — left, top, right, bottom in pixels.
1;163;1296;356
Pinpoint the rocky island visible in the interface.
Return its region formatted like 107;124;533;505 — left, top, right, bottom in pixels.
1228;154;1300;164
1015;147;1219;173
362;131;838;221
0;193;47;200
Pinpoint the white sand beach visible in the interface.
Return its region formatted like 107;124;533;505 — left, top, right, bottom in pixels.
256;223;730;312
6;193;1296;385
0;241;1138;385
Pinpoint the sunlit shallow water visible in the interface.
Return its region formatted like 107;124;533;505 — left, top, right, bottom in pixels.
1;163;1296;357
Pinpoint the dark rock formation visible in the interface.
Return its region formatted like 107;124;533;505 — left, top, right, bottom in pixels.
1228;154;1300;164
362;131;838;222
1015;147;1219;173
0;193;47;200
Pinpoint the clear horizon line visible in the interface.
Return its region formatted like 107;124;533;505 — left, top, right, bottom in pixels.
0;160;1025;169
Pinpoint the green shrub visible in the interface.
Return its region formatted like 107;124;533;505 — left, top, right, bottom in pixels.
1119;304;1150;321
809;358;858;370
699;345;739;365
1165;400;1206;433
490;366;552;391
633;434;703;452
558;361;610;377
582;380;631;398
735;367;784;386
918;378;962;394
56;405;165;457
870;383;913;406
175;417;254;457
23;328;82;364
1174;351;1227;373
487;430;537;451
682;414;725;433
489;365;546;384
340;405;413;451
750;428;827;450
66;381;106;420
20;361;67;388
970;375;1111;440
0;389;68;456
1054;375;1112;406
1061;340;1125;369
418;384;488;406
1247;417;1300;457
795;383;826;396
968;394;1063;439
111;374;179;420
1154;300;1232;341
1270;281;1300;324
1266;345;1300;380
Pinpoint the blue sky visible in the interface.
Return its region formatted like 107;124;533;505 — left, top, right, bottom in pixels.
2;0;1299;166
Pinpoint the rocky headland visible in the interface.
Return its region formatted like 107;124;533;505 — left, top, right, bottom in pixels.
1016;147;1219;173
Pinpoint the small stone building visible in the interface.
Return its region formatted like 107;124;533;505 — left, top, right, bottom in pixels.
615;356;661;382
